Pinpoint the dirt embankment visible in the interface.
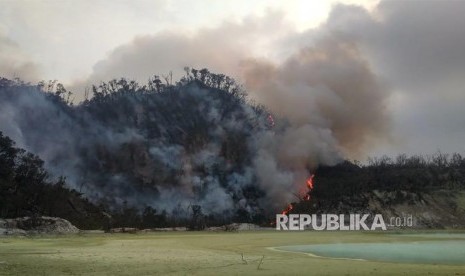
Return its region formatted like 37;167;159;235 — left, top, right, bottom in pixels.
369;190;465;228
322;190;465;228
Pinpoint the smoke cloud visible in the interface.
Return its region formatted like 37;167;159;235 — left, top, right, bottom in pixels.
70;11;294;93
26;1;465;217
0;5;394;215
242;35;390;158
71;9;391;159
71;1;465;157
312;1;465;155
0;33;40;81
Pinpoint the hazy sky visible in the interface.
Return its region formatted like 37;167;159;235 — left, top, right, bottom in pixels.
0;0;376;82
1;0;465;159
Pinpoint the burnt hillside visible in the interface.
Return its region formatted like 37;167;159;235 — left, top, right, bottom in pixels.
1;71;465;229
0;71;275;223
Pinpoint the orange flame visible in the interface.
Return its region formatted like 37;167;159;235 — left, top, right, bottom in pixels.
306;174;314;190
280;173;315;215
281;203;293;215
304;174;315;200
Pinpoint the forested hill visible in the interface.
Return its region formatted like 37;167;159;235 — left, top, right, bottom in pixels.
0;71;275;224
1;71;465;229
294;155;465;228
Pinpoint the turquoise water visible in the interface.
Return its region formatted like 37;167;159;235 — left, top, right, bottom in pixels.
277;240;465;265
390;233;465;239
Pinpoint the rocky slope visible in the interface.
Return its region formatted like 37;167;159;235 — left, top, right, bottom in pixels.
0;216;79;235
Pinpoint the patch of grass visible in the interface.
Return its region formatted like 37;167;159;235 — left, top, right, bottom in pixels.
0;231;464;275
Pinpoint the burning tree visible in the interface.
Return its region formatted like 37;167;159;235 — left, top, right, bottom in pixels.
280;174;315;216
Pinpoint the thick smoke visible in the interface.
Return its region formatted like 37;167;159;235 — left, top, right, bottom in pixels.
72;9;391;160
0;5;392;217
243;36;390;158
70;11;293;94
0;78;275;217
0;56;387;217
240;36;390;210
321;2;465;155
0;33;40;81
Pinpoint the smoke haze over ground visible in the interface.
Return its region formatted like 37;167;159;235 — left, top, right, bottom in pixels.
1;0;465;217
0;75;340;216
57;0;465;158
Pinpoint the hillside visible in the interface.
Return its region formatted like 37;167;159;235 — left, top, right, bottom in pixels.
1;72;465;229
0;71;276;226
292;158;465;228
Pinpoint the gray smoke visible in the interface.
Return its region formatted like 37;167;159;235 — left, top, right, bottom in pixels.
0;5;394;215
70;11;293;94
242;35;390;158
0;33;40;82
0;80;269;217
239;36;391;209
